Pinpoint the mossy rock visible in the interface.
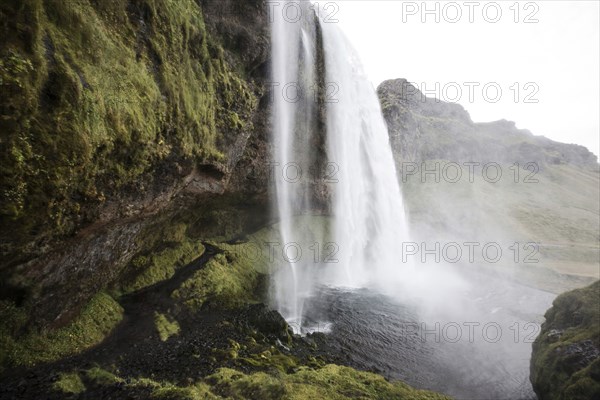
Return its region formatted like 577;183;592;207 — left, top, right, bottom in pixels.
531;280;600;400
0;291;123;369
53;371;86;395
70;364;450;400
118;239;205;295
204;365;450;400
154;312;180;342
0;0;258;260
171;243;266;311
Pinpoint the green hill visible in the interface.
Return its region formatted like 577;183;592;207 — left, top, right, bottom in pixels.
378;78;600;294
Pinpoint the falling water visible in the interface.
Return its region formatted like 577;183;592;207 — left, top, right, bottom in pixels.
318;16;412;291
269;5;553;399
270;1;321;329
271;1;412;330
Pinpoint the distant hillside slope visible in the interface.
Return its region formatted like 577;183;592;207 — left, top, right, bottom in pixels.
378;79;600;293
378;78;598;168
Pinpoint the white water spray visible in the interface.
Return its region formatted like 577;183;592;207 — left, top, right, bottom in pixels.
271;1;413;330
270;2;320;329
318;17;412;291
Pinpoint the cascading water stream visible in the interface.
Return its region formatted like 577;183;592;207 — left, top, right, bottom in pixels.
270;5;552;398
318;16;412;292
271;1;412;331
271;2;320;329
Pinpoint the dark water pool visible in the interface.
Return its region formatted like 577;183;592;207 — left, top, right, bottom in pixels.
299;273;555;400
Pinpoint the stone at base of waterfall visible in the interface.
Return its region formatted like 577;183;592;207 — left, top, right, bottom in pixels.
245;304;293;343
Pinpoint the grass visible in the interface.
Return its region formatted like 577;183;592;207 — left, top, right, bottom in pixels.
154;312;180;342
170;217;335;312
0;292;123;368
65;364;450;400
402;161;600;291
119;239;205;294
53;372;86;394
171;247;264;311
169;222;289;311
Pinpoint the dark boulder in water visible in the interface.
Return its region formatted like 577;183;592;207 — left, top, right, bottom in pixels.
243;303;292;343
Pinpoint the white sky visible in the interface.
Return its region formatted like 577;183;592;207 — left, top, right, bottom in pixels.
321;0;600;157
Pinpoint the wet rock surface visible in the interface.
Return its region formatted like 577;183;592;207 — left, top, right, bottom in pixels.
0;243;342;400
530;280;600;400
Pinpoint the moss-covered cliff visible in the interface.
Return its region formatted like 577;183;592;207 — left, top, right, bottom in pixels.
1;0;260;248
530;280;600;400
0;0;271;329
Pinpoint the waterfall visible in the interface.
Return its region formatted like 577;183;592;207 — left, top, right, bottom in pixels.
270;1;320;329
271;1;412;332
318;16;412;290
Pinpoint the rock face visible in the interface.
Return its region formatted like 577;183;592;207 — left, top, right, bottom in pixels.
0;0;272;328
377;78;599;169
530;280;600;400
0;0;336;338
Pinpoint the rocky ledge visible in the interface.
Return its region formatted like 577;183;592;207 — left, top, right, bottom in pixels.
530;280;600;400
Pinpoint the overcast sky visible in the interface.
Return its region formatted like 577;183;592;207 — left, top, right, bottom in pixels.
323;0;600;157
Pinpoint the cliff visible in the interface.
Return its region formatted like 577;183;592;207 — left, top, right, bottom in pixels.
0;3;450;400
378;78;599;168
0;0;271;329
378;78;600;294
530;280;600;400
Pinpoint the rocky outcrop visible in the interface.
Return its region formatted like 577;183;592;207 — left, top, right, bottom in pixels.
377;78;599;169
530;280;600;400
0;0;340;353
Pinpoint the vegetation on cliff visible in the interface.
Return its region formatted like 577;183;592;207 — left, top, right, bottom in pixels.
0;291;123;369
0;0;268;351
377;78;600;293
0;0;257;262
531;280;600;400
0;225;452;399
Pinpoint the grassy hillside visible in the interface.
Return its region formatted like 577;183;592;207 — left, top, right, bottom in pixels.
379;78;600;293
402;162;599;290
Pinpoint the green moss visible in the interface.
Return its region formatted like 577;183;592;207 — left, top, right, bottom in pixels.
85;367;217;399
53;371;86;394
0;292;123;368
149;383;217;400
209;331;301;373
531;280;600;400
240;348;300;374
172;252;255;311
205;366;451;400
121;239;205;294
86;366;124;385
79;364;448;400
563;359;600;400
0;0;257;258
154;312;180;342
170;218;333;312
171;238;270;311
